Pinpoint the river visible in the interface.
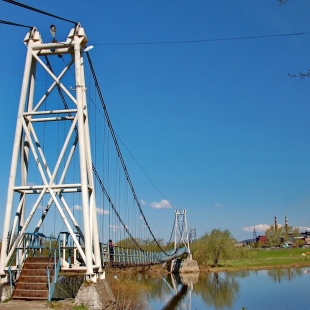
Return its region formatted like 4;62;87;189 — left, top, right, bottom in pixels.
131;267;310;309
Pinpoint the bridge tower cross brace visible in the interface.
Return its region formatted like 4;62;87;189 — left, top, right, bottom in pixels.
174;210;191;258
0;24;102;282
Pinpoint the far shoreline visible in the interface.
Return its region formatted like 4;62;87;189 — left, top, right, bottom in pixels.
198;261;310;273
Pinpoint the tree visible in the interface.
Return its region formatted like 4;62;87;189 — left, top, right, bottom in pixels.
284;225;299;244
292;227;303;247
192;229;237;267
265;224;301;247
265;224;284;247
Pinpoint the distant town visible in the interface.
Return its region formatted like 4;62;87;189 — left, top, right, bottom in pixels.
240;216;310;248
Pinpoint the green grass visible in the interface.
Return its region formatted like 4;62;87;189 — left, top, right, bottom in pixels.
73;305;88;310
213;247;310;270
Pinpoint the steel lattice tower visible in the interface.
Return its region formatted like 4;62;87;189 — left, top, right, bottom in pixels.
0;24;102;282
174;210;191;257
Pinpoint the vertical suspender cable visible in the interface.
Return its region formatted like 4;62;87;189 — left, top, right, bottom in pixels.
86;52;170;255
44;57;142;249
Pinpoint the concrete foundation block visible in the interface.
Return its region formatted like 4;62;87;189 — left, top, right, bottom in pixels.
170;258;200;273
75;279;116;310
0;283;12;302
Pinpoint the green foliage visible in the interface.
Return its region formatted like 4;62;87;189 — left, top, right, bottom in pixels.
49;301;62;309
292;227;302;247
73;305;88;310
116;237;140;248
191;228;237;267
116;237;170;252
295;238;304;247
265;224;284;247
265;224;301;247
235;246;250;259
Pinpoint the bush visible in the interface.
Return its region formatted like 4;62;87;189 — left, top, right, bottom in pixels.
106;273;148;310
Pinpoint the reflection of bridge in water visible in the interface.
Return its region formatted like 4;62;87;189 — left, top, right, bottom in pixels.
162;272;199;310
0;5;198;303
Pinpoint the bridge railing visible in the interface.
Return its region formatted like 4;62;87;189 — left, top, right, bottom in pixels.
100;244;162;266
47;233;62;302
100;244;189;267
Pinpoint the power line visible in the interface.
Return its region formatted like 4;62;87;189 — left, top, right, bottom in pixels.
93;31;310;46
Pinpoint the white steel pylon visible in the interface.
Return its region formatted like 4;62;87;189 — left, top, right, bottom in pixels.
174;210;191;258
0;24;102;282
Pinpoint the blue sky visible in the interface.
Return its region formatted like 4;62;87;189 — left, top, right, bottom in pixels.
1;0;310;242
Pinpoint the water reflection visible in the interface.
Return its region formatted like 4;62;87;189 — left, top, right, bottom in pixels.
195;272;239;309
161;273;199;310
225;269;251;278
161;284;188;310
267;267;303;283
159;271;240;309
142;267;310;309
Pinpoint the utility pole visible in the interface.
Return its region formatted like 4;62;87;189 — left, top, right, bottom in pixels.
253;227;257;243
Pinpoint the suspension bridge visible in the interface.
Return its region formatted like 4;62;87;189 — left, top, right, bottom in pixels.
0;1;198;302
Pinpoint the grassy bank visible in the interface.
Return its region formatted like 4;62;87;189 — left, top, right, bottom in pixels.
205;247;310;271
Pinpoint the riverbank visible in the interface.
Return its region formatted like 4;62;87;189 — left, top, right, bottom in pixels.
200;247;310;272
0;299;74;309
204;260;310;272
2;248;310;309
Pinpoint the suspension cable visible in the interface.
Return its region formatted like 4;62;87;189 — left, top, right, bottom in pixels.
87;94;177;250
92;168;143;250
3;0;77;25
0;19;32;28
86;51;171;254
165;218;175;251
45;53;174;255
44;55;143;251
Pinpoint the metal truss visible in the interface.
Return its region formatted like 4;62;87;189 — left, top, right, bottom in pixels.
0;24;102;282
174;210;191;257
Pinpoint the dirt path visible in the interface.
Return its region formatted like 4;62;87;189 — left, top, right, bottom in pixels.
0;299;75;309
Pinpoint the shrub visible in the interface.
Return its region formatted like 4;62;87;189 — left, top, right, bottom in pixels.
106;273;148;310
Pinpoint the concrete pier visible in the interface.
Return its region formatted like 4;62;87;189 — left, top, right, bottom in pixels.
75;280;116;310
0;282;12;302
170;257;200;273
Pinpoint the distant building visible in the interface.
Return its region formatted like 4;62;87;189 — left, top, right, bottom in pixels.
235;239;253;247
255;229;310;247
256;235;267;246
